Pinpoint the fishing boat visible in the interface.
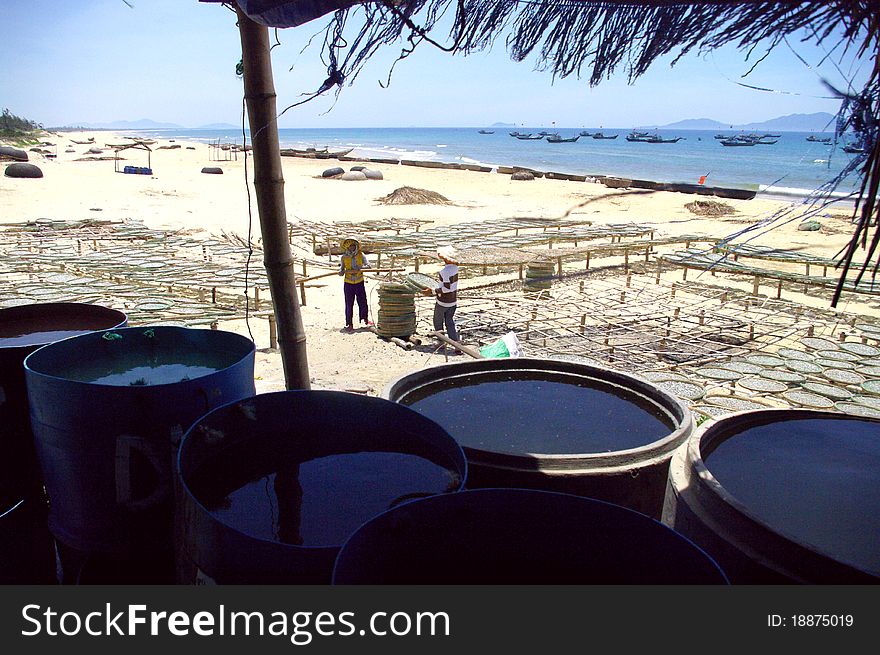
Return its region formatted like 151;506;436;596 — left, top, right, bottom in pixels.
592;132;618;139
806;135;832;143
546;135;580;143
578;130;593;137
478;129;495;134
625;131;682;143
644;135;684;143
754;138;778;145
843;144;867;154
509;131;522;137
516;134;545;140
720;138;756;147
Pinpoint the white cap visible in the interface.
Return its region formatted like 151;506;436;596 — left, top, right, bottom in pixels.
437;245;459;262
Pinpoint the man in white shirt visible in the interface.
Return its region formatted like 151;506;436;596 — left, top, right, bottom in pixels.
430;245;460;350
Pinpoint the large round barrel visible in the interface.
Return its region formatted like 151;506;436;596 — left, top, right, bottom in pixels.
383;358;692;518
178;390;466;584
1;303;127;477
24;326;255;583
332;488;728;584
662;409;880;583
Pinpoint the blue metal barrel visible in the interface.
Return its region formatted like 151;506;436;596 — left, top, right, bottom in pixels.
177;390;466;584
333;488;728;584
24;326;255;583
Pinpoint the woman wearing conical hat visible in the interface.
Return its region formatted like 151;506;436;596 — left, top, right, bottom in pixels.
338;238;372;333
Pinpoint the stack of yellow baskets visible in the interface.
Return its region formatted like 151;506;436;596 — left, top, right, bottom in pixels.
376;282;417;338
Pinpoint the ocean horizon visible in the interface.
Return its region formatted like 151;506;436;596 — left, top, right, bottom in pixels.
120;126;863;199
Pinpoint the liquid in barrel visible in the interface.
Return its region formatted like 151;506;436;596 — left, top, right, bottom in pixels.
56;352;234;386
201;452;460;547
0;329;99;348
704;417;880;576
404;374;674;454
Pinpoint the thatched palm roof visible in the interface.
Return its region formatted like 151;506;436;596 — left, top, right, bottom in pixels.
209;0;878;305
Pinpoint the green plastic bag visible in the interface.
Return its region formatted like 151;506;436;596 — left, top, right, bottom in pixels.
479;332;523;358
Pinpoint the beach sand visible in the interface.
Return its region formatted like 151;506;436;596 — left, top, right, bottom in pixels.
2;130;876;398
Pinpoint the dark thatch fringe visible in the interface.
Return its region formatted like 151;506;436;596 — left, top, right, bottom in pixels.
281;0;878;304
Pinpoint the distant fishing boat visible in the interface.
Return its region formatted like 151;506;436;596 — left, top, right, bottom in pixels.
720;139;756;147
644;135;684;143
592;132;618;139
546;135;580;143
843;144;867;154
478;129;495;134
806;135;832;143
625;131;682;143
516;134;545;140
509;131;522;137
754;138;778;145
579;130;593;137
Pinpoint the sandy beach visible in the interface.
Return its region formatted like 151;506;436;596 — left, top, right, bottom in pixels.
2;129;878;411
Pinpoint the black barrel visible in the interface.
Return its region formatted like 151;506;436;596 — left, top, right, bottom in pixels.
332;488;728;584
178;390;466;584
383;358;692;518
663;409;880;583
1;303;127;476
24;326;255;583
1;302;127;584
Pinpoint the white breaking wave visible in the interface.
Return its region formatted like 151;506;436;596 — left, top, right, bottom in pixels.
349;146;439;160
758;185;856;200
456;155;495;168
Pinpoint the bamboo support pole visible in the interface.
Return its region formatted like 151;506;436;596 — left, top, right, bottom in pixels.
268;314;277;349
237;6;310;390
432;331;483;359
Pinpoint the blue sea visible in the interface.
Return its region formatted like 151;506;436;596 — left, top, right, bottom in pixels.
130;126;864;198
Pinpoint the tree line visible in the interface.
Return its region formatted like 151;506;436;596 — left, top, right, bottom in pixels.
1;108;42;137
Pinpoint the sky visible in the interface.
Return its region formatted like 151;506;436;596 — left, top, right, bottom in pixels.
1;0;872;129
